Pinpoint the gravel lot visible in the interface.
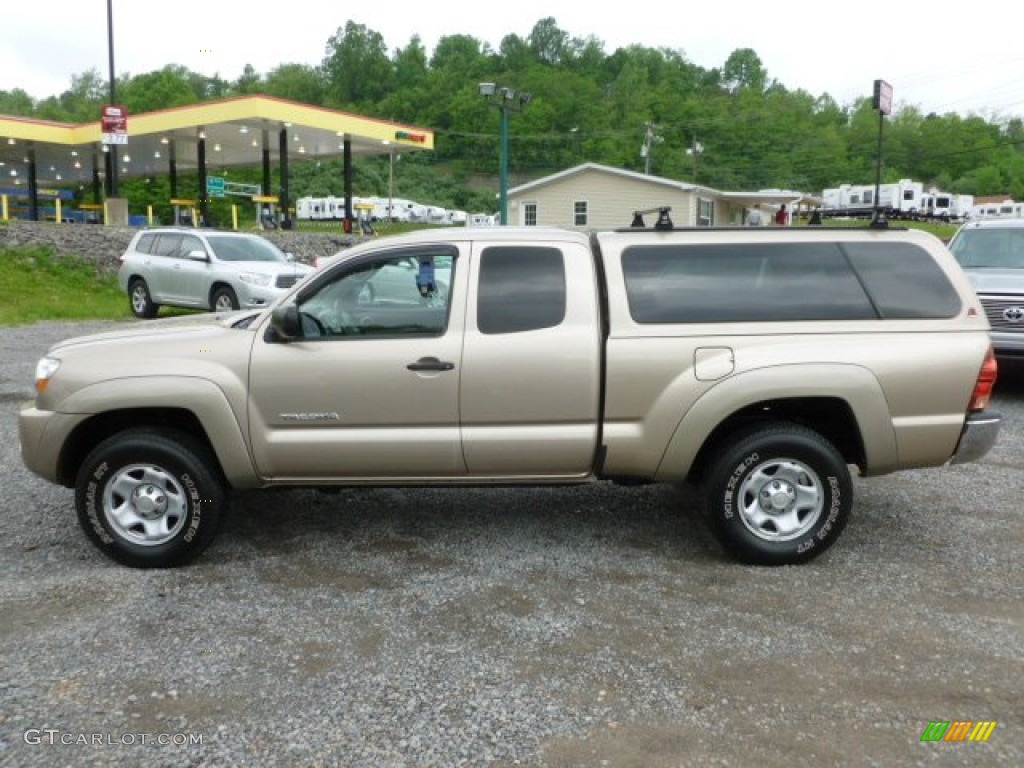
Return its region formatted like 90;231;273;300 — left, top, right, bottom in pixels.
1;321;1021;768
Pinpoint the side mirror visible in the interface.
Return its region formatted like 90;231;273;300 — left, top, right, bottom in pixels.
185;249;209;262
270;304;301;341
285;252;295;262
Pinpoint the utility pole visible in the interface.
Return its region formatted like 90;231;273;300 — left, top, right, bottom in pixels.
641;122;662;175
686;137;704;182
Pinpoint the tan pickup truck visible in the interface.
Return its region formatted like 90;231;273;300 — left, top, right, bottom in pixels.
19;220;1001;568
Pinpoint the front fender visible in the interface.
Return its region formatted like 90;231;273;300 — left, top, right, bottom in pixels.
58;376;260;488
654;363;898;482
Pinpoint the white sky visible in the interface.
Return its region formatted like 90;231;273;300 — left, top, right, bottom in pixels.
3;1;1023;120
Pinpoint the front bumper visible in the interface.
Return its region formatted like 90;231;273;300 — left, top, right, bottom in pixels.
19;402;87;486
950;409;1002;465
990;330;1024;358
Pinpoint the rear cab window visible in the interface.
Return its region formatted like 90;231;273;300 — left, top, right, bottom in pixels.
620;241;961;324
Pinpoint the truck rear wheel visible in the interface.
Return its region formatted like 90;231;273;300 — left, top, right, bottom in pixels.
74;430;225;568
703;423;852;565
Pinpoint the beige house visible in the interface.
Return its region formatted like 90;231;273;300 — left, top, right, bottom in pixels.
507;163;817;229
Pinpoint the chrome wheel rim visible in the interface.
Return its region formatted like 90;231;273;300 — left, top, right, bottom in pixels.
214;294;235;312
103;464;188;546
737;458;823;542
131;285;148;314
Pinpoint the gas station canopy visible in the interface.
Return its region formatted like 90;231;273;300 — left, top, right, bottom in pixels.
0;94;434;188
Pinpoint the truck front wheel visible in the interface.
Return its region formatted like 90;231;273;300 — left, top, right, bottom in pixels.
703;424;852;565
74;430;225;568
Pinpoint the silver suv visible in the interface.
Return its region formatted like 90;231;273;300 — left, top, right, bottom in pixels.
948;217;1024;358
117;228;313;318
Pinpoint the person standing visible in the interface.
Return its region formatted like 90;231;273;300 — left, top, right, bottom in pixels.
774;204;789;226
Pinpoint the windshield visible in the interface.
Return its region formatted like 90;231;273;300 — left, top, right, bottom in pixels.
949;227;1024;269
206;234;288;263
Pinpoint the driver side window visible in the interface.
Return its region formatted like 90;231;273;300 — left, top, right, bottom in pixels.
297;248;456;339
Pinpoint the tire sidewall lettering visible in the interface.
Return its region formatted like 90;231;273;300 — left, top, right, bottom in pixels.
723;451;759;520
181;472;201;543
818;476;842;541
84;461;114;545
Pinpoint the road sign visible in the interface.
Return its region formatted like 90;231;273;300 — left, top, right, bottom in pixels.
873;80;893;116
206;176;226;197
101;105;128;145
224;182;261;197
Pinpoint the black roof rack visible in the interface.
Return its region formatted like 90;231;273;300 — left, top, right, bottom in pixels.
630;206;674;230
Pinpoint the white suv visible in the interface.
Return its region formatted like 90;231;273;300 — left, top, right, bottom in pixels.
117;228;313;318
948;217;1024;358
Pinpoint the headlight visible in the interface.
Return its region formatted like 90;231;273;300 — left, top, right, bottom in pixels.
238;272;273;287
35;357;61;393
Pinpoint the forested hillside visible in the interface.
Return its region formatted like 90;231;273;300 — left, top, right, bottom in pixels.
3;17;1023;213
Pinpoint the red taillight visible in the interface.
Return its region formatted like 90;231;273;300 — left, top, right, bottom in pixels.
968;346;998;411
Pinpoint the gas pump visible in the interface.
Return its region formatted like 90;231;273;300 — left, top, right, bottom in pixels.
171;198;196;227
253;195;279;230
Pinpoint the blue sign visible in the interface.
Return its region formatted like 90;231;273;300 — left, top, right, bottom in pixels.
206;176;226;197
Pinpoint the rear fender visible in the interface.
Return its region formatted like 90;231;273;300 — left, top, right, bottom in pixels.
654;364;897;482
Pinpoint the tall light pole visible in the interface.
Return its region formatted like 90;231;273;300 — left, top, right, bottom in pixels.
871;79;893;229
479;83;531;225
106;0;118;197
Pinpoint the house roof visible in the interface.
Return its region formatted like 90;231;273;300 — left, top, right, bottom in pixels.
508;162;701;196
508;162;819;206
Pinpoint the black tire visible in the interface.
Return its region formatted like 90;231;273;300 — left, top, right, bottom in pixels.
703;423;852;565
74;430;226;568
128;278;159;319
212;286;239;312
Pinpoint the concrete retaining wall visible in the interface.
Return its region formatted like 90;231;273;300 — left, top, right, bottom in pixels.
0;220;361;276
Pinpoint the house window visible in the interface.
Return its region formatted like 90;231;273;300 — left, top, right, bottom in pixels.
524;202;538;226
573;200;588;227
697;198;714;226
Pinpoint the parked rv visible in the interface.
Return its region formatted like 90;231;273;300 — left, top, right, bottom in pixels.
821;179;970;221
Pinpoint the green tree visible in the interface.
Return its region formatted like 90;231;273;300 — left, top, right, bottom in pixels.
394;37;429;91
119;66;197;113
233;64;263;95
264;64;324;105
322;21;393;107
0;88;35;117
189;72;231;101
721;48;767;93
35;69;107;122
528;17;570;66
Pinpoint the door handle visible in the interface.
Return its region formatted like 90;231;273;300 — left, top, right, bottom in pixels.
407;356;454;372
